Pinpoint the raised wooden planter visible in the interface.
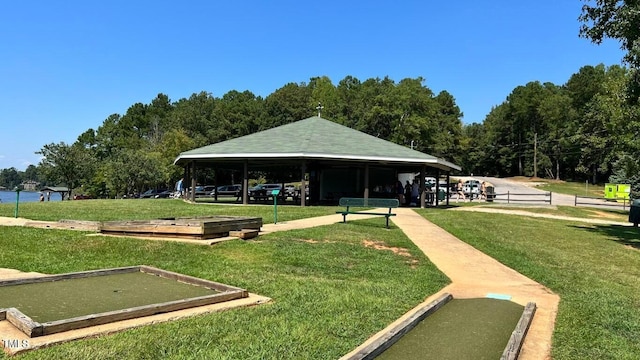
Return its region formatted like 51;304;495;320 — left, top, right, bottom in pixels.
0;265;248;337
100;216;262;239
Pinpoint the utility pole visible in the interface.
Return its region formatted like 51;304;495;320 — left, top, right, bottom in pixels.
533;132;537;178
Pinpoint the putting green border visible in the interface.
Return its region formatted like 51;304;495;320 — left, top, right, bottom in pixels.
0;265;248;337
342;293;453;360
501;302;537;360
341;293;537;360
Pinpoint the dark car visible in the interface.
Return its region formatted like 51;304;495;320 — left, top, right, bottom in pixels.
154;190;173;199
249;184;281;200
140;189;167;198
214;185;241;196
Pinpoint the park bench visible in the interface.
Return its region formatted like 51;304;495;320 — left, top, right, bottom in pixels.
336;197;399;228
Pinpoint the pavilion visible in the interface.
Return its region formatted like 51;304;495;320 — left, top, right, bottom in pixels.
173;116;461;207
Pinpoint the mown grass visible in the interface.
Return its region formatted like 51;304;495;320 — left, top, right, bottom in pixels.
535;181;605;197
482;205;629;222
0;199;337;223
0;218;449;359
417;209;640;360
3;200;639;359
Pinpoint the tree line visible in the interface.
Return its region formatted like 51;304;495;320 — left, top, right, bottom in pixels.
1;67;638;198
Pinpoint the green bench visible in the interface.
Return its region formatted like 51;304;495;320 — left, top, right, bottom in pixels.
336;197;399;228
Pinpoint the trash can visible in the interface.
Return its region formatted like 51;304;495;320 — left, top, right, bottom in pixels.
486;186;495;202
630;199;640;227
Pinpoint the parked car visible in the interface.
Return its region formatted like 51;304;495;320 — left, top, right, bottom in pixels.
140;189;167;198
249;184;282;200
214;185;242;196
154;190;173;199
194;186;207;196
463;180;481;199
284;184;296;197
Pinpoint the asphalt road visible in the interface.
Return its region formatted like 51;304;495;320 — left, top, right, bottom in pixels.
457;176;630;210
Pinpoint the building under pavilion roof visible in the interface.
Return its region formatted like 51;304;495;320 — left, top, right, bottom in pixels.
174;116;461;207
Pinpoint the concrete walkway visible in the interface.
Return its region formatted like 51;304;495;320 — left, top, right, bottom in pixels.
391;208;558;360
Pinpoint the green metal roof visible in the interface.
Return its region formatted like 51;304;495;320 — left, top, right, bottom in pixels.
41;186;69;192
175;116;460;171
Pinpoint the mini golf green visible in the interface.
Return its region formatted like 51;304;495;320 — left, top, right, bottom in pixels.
376;298;524;360
0;266;248;337
0;272;217;323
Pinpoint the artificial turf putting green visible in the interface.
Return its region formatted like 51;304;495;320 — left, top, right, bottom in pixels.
377;298;524;360
0;272;218;323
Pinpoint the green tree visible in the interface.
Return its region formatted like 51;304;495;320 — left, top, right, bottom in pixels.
22;165;40;182
170;92;218;147
263;83;312;129
579;1;640;67
217;90;264;138
0;168;21;189
36;142;91;199
574;66;629;183
308;76;340;119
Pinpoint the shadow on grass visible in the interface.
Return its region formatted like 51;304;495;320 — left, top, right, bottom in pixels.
570;224;640;249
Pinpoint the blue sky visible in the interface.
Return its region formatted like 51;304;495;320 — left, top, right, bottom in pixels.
0;0;625;171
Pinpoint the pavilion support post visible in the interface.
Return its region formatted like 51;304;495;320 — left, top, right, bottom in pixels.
435;169;441;206
213;169;218;201
300;162;306;207
446;172;451;206
190;162;196;202
363;163;370;199
182;167;188;198
242;160;249;205
420;166;426;208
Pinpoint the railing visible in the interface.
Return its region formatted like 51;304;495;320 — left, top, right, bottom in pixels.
574;195;631;210
489;191;552;204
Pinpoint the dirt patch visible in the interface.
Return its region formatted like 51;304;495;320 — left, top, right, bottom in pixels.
585;209;625;220
625;245;639;252
299;239;323;244
362;240;412;257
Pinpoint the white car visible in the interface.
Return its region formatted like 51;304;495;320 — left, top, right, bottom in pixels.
463;180;481;199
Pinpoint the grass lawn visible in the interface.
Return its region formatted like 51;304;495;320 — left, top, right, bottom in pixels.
0;217;448;359
0;199;337;223
534;180;605;197
482;205;630;223
2;200;639;359
417;209;640;360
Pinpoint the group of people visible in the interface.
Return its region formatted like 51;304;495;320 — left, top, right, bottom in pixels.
38;191;51;202
389;179;437;207
390;178;491;205
455;179;488;202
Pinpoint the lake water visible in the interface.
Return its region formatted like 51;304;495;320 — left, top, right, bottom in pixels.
0;190;62;204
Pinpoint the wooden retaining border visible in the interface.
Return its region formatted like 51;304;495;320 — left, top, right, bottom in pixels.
23;220;101;231
100;216;262;240
342;293;453;360
341;294;537;360
501;302;537;360
0;265;248;337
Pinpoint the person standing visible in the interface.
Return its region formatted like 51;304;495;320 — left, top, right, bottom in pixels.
411;180;419;206
404;180;411;206
395;180;405;205
456;179;466;202
480;181;487;201
175;178;184;198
